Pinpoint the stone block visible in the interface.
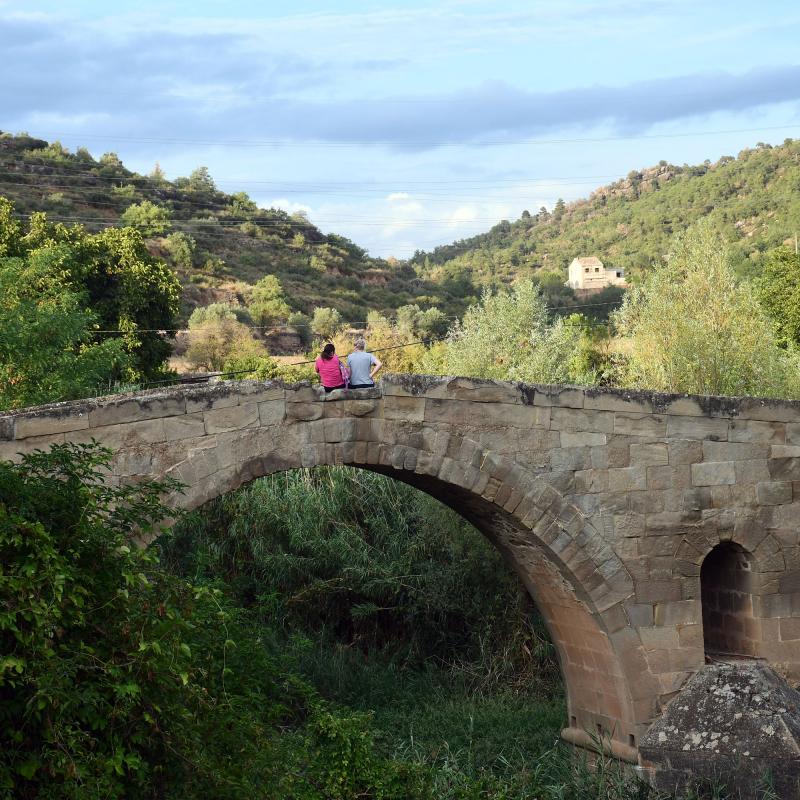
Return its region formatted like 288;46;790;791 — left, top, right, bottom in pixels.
584;390;653;414
668;439;703;465
201;401;258;434
550;446;593;471
163;413;206;441
736;398;800;422
771;445;800;458
88;394;186;428
647;465;690;491
0;432;66;461
560;431;607;447
607;466;647;492
654;599;697;626
780;617;800;641
286;401;323;421
733;459;770;484
635;580;682;603
629;490;666;514
286;385;322;403
729;419;785;444
702;441;769;461
532;385;585;408
645;510;698;535
67;418;167;448
341;399;379;417
383;395;426;421
184;385;242;413
258;400;285;427
639;626;680;650
235;383;286;403
661;397;705;416
666;416;729;441
614;414;666;438
630;443;669;466
691;461;735;486
788;423;800;444
424;399;472;425
550;407;615;433
473;403;550;429
757;481;793;506
614;513;645;538
625;601;654;627
15;409;91;439
681;488;713;511
768;457;800;482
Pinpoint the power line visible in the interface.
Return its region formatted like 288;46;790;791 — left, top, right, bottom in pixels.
23;122;800;149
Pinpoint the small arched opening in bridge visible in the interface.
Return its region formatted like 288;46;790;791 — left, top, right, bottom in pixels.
700;542;757;659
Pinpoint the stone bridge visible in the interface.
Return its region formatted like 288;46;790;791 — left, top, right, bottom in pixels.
3;374;800;790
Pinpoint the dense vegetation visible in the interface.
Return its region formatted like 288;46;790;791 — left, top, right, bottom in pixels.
411;139;800;289
0;132;475;323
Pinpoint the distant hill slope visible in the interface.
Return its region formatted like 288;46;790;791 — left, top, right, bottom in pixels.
411;139;800;287
0;132;473;322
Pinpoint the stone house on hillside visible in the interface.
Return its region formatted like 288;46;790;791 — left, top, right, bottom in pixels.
566;256;627;292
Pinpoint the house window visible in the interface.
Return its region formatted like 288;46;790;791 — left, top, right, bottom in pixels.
616;271;622;278
595;267;600;272
584;267;590;273
700;542;756;658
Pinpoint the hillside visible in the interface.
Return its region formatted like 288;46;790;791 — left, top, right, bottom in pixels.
0;132;474;323
411;139;800;288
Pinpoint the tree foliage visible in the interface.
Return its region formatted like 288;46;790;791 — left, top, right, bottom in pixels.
0;198;180;379
613;222;800;397
120;200;172;236
0;249;131;408
311;306;344;340
248;275;291;327
425;280;592;384
756;246;800;347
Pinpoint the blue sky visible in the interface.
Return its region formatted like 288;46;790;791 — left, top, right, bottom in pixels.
2;0;800;257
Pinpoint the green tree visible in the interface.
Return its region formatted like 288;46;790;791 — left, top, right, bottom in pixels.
188;302;251;328
176;166;217;195
756;246;800;347
0;201;180;382
186;318;265;371
427;280;588;384
120;200;172;236
614;222;800;397
164;231;195;270
312;306;344;340
0;250;131;408
248;275;291;327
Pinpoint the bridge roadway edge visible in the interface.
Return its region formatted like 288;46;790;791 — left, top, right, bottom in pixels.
2;374;800;789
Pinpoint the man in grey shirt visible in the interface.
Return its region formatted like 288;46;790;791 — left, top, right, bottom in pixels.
347;338;382;388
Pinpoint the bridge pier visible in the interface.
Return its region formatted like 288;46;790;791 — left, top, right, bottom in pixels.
3;374;800;793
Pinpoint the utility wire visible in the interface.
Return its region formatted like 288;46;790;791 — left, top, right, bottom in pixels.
22;122;800;149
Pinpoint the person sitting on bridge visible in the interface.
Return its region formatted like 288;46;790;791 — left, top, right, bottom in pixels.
315;343;348;393
347;338;382;389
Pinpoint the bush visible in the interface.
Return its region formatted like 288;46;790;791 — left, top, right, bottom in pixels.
0;443;434;799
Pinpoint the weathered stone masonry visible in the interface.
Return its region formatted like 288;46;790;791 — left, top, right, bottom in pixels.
2;374;800;779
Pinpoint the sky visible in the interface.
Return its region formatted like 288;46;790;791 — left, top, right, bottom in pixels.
2;0;800;258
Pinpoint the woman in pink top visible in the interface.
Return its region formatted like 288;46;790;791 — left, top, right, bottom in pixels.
314;343;347;393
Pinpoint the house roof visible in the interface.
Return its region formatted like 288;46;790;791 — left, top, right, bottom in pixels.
571;256;604;267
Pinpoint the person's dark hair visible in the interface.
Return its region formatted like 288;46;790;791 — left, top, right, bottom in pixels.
321;342;336;360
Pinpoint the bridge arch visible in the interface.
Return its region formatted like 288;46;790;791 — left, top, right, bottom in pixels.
168;432;640;760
